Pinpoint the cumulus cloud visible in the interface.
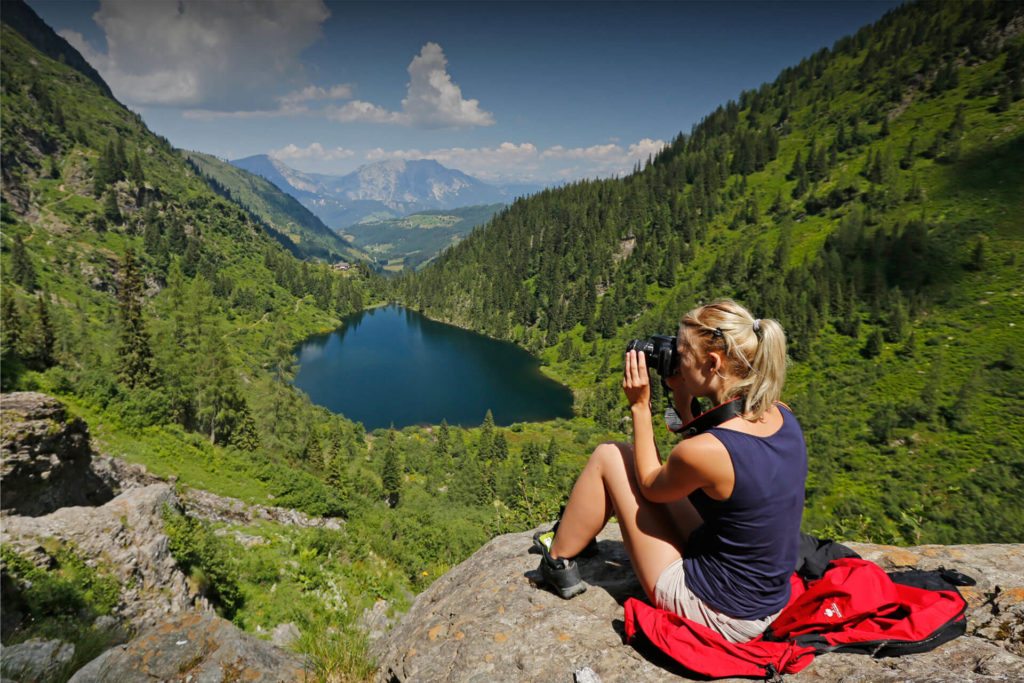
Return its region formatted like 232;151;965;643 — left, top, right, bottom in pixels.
60;0;330;109
280;84;354;105
326;101;407;125
270;143;355;162
401;42;494;128
329;42;493;128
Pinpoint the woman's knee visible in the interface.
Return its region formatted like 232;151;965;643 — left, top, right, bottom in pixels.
589;442;635;480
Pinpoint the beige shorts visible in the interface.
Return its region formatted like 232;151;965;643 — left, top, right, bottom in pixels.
653;558;781;643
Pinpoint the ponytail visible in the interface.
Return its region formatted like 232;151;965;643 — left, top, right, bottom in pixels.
743;317;786;419
680;299;787;421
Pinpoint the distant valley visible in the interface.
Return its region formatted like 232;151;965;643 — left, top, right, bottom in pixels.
342;204;505;270
229;155;543;269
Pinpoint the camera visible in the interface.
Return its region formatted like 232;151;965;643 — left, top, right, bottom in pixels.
626;335;680;378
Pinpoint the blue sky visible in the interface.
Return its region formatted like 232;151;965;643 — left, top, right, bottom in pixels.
29;1;901;183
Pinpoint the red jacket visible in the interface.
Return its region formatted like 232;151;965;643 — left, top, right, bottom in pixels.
624;558;968;679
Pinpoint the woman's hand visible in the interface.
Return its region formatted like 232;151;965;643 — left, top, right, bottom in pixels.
622;350;651;410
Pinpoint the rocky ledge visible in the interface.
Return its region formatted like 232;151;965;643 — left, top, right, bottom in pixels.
0;392;114;515
1;392;311;682
374;524;1024;682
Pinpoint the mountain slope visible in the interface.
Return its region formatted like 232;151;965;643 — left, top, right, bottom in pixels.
342;203;505;271
183;150;367;263
0;16;375;501
1;0;115;101
401;0;1024;544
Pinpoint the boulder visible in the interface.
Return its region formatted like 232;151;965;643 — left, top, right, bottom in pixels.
1;484;193;631
374;524;1024;682
0;392;113;515
0;638;75;682
68;611;309;683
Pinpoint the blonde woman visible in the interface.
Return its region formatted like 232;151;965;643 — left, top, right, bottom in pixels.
535;299;807;643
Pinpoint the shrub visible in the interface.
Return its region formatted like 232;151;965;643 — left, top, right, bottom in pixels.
162;506;243;618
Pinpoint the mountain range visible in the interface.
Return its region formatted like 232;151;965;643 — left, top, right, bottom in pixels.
231;155;542;229
182;151;367;264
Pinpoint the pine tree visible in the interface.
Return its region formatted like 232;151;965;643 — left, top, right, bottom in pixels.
103;190;121;225
435;419;451;459
544;436;560;468
130;151;145;186
863;328;884;358
493;431;509;462
885;292;910;342
381;429;402;507
1;294;20;357
478;410;495;461
183;237;201;277
116;249;156;388
10;234;37;291
32;293;55;366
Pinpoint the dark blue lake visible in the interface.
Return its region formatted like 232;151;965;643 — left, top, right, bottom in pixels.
291;305;575;429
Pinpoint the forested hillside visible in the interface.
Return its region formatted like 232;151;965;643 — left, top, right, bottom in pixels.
400;0;1024;544
0;16;383;493
183;151;368;264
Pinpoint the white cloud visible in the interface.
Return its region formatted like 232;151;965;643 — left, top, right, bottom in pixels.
540;139;668;176
364;142;538;180
542;143;623;161
401;42;494;128
61;0;330;109
269;138;664;182
325;42;493;128
280;84;354;105
270;143;355;162
326;101;407;125
628;138;667;161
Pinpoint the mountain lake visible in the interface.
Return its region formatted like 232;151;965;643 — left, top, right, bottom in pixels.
291;305;575;429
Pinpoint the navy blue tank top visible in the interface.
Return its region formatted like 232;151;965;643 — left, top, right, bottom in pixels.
683;405;807;619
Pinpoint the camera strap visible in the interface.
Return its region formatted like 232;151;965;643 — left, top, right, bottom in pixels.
667;397;745;438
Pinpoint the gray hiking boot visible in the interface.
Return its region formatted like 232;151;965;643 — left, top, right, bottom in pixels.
533;530;587;599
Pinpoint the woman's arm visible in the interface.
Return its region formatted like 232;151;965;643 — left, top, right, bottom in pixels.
624;351;729;503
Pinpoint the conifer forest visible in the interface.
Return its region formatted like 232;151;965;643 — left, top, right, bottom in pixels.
1;1;1022;679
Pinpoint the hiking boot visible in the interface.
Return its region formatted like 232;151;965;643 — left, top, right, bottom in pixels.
533;535;587;599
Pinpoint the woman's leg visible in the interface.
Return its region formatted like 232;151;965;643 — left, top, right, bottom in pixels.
549;442;689;601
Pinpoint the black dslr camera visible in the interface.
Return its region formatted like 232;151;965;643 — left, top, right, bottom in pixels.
626;335;680;379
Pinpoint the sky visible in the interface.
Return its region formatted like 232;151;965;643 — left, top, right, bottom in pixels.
29;0;902;184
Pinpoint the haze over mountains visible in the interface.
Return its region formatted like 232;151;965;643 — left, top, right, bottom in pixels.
231;155;544;229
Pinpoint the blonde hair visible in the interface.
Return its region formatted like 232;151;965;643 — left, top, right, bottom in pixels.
680;299;787;420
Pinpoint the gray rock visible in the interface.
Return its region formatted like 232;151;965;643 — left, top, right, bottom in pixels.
0;392;113;515
2;484;193;631
270;622;300;649
179;487;343;530
68;611;309;683
360;599;395;649
375;524;1024;682
0;638;75;683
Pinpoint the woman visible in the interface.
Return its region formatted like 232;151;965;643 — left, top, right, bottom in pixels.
535;299;807;643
